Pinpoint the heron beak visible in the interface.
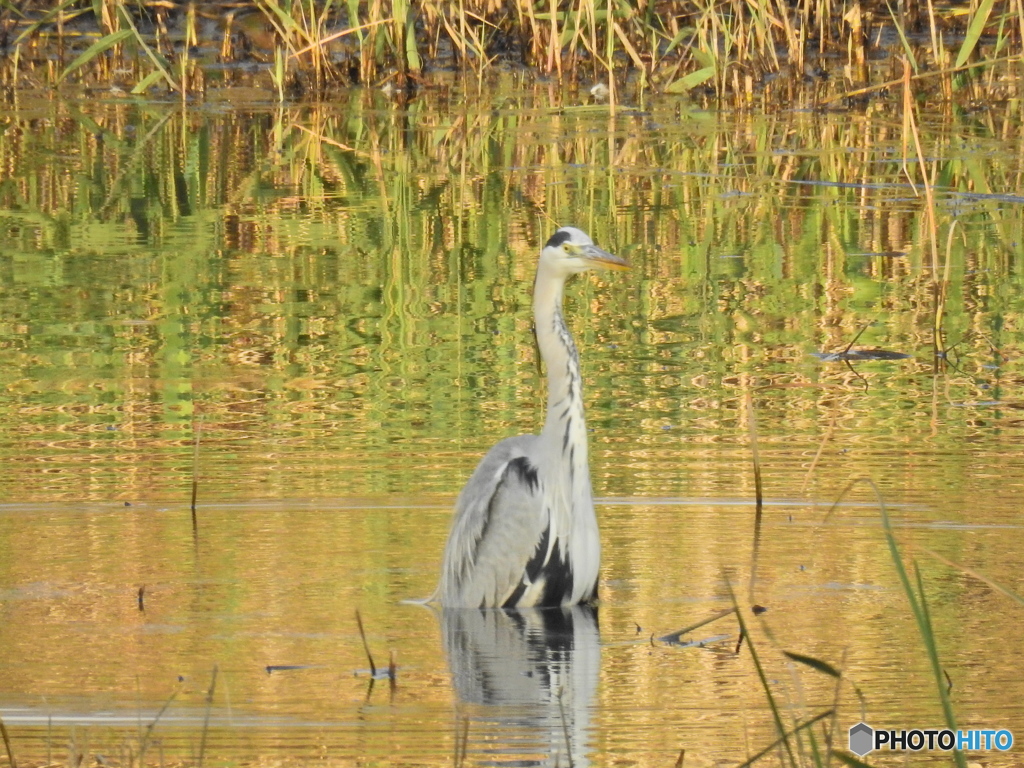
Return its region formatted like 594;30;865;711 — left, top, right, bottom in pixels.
576;244;631;271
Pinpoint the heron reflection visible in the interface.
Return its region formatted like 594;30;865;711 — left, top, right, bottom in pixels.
440;604;600;767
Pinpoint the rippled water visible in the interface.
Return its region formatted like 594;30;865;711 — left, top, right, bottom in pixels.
1;82;1023;766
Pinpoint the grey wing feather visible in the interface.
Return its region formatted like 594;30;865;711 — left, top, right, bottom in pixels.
435;435;548;608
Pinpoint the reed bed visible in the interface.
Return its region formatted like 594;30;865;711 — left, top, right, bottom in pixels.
3;0;1023;104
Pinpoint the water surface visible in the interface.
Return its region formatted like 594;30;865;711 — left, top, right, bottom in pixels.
1;82;1023;766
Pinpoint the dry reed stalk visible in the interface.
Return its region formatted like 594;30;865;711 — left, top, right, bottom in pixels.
10;0;1024;99
547;0;560;77
899;57;946;370
801;408;837;494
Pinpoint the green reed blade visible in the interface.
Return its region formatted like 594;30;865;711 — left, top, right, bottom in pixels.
727;579;798;768
14;0;81;45
885;0;918;73
115;2;179;91
955;0;996;69
58;27;133;83
404;11;421;71
782;650;841;679
664;66;715;93
346;0;363;41
831;478;968;768
130;68;165;94
258;0;310;52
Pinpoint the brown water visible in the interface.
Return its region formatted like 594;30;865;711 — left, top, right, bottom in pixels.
1;81;1023;766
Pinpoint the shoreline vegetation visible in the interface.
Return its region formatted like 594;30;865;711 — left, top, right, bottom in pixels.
1;1;1023;105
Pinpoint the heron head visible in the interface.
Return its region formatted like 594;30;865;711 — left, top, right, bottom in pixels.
541;226;630;275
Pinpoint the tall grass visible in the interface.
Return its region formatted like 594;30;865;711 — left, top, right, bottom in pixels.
819;479;969;768
727;471;1024;767
3;1;1023;102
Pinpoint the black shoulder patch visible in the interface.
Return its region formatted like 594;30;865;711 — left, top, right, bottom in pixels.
544;229;572;249
506;456;540;493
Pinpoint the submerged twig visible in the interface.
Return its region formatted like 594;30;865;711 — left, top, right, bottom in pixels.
726;577;796;766
0;713;17;768
388;649;398;699
197;665;218;768
453;715;470;768
813;321;912;391
734;628;745;655
355;610;376;676
919;548;1024;607
736;709;834;768
190;418;202;536
842;322;873;357
746;392;764;518
556;687;574;768
659;607;736;644
801;408;838;494
841;336;872;391
745;392;764;604
137;689;179;765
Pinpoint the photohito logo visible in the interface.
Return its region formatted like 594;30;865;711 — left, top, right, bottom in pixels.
848;722;1014;757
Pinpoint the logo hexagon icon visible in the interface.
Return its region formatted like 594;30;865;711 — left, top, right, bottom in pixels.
849;722;874;756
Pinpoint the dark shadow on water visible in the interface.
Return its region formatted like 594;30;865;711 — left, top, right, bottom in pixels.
440;605;600;767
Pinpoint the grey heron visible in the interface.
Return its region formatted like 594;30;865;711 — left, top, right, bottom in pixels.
433;226;629;609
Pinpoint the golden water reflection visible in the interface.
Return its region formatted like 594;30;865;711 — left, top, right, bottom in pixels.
1;496;1022;766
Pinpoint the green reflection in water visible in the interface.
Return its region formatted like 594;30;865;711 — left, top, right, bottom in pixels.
2;89;1021;504
1;84;1024;766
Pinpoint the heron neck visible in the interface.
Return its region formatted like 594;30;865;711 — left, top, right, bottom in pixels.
534;265;588;455
532;258;601;606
